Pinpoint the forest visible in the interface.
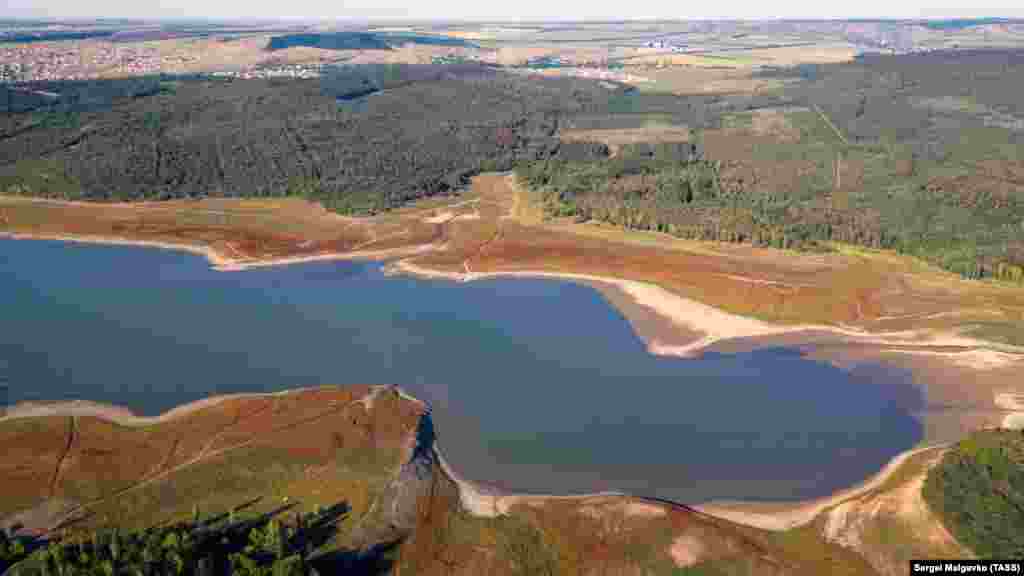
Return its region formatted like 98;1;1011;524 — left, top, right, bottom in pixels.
1;51;1023;279
516;127;1024;281
923;430;1024;558
520;50;1024;281
1;501;355;575
0;65;643;213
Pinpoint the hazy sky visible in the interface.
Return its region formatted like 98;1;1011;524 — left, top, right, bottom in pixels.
6;0;1023;21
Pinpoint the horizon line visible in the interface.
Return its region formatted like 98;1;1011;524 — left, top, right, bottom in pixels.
2;16;1021;23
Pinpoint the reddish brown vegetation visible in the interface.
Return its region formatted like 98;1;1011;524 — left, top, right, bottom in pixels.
0;386;422;530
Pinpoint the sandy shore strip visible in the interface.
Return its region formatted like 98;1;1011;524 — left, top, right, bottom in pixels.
0;385;370;427
694;444;949;531
395;386;963;532
3;385;631;526
7;230;1021;360
6;233;1024;533
1;231;233;266
391;259;1024;441
0;231;441;272
0;384;972;534
389;260;1024;360
394;387;955;533
433;441;630;518
389;386;628;517
995;392;1024;429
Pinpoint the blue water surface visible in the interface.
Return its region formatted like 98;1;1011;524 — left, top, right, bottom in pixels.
0;239;923;503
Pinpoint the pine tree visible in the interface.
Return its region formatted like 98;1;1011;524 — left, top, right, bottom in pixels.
276;521;288;561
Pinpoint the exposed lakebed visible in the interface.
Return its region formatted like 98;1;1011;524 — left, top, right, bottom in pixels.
0;238;923;503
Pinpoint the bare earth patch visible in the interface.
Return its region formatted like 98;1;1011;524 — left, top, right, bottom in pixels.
422;211;455;224
748;107;805;142
670;533;706;568
578;498;667;520
694;445;949;532
559;126;690;156
821;450;966;576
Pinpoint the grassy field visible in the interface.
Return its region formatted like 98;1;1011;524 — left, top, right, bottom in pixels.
0;386;413;543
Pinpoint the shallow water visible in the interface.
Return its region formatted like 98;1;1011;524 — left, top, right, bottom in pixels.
0;238;923;503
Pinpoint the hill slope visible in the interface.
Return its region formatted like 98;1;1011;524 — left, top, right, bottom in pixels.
924;429;1024;558
0;385;886;575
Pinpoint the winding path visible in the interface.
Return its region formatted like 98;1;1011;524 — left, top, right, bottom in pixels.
48;416;77;499
36;387;388;535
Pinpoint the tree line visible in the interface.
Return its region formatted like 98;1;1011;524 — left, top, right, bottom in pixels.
923;430;1024;558
517;135;1024;282
3;500;353;576
2;54;1022;280
0;66;649;214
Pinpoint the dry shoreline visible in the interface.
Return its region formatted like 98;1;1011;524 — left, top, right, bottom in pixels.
692;444;950;531
385;260;1024;529
0;390;295;427
0;231;441;271
4;230;1024;532
0;385;950;533
8;228;1020;359
389;260;1024;360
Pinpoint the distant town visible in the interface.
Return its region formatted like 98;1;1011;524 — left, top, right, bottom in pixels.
1;18;1022;84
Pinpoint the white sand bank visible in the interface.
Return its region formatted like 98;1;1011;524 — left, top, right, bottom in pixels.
694;444;949;531
390;260;1024;360
0;231;440;271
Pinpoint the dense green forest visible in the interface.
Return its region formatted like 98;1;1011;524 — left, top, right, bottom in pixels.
1;52;1023;280
516;128;1024;281
779;50;1024;157
923;430;1024;558
2;501;356;575
773;51;1024;280
0;65;667;213
520;50;1024;281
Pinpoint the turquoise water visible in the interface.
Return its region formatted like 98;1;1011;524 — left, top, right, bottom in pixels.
0;238;923;503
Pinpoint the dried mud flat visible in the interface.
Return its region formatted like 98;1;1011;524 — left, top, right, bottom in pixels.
3;173;1024;534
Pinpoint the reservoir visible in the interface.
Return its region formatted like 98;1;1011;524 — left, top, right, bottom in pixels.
0;238;923;503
